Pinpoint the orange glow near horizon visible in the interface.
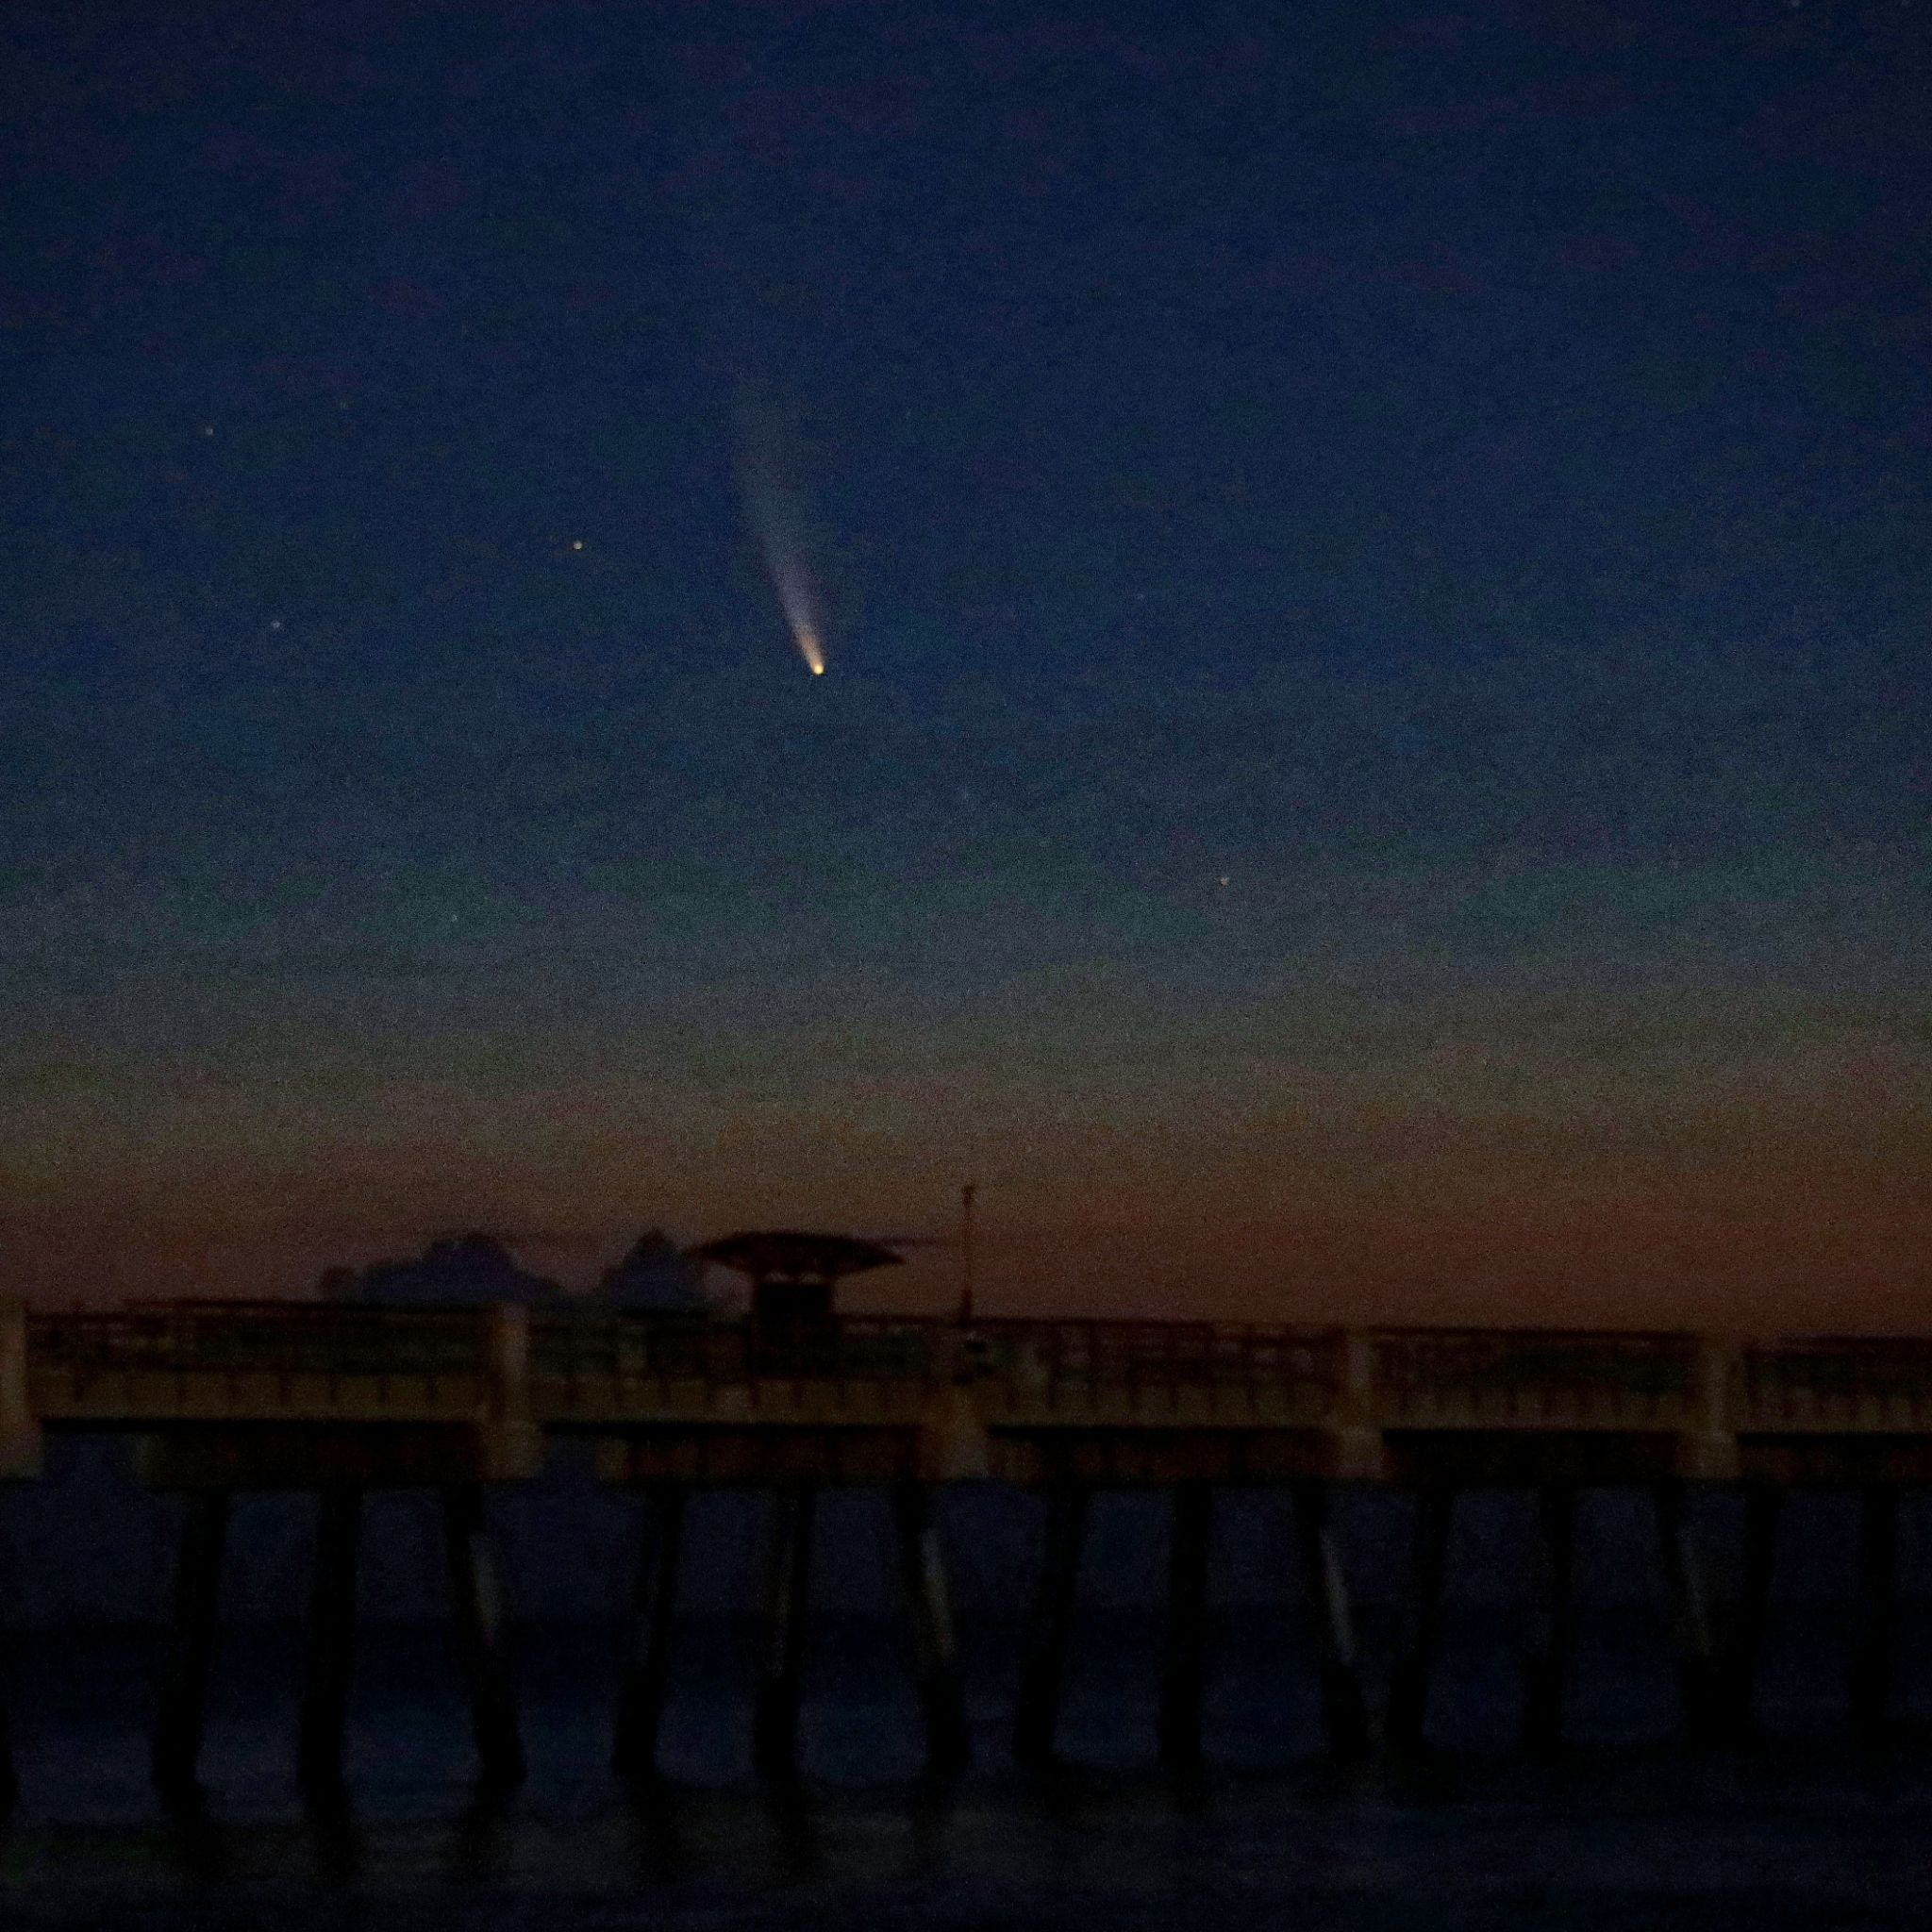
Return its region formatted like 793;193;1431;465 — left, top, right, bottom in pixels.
7;967;1925;1324
6;1110;1928;1331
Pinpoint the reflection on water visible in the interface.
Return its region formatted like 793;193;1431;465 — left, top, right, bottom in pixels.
7;1610;1932;1926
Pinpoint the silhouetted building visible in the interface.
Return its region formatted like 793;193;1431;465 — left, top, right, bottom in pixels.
595;1229;708;1311
320;1232;562;1307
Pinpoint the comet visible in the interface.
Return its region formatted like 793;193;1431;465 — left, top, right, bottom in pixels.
734;383;828;676
762;542;826;675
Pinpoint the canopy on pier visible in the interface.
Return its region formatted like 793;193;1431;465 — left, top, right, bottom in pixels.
691;1230;904;1323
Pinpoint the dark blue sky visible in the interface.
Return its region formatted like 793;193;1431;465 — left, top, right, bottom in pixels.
3;1;1927;1319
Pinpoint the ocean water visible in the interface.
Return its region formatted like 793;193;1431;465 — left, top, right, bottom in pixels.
8;1605;1932;1928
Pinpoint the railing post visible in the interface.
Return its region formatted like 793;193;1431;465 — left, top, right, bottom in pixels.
478;1304;542;1480
0;1302;42;1478
918;1382;991;1481
1676;1337;1740;1480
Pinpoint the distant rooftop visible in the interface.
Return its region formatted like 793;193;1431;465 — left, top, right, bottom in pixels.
689;1230;905;1286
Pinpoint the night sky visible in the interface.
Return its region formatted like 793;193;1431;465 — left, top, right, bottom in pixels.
4;2;1927;1324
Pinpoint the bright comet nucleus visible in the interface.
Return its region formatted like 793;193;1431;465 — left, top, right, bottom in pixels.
734;382;830;677
766;551;827;675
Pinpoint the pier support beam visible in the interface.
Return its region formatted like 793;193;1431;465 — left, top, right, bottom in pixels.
297;1484;363;1794
1523;1484;1575;1757
152;1491;230;1796
1385;1486;1456;1753
0;1301;41;1479
1014;1485;1089;1768
1291;1480;1370;1759
478;1304;543;1480
442;1484;525;1788
893;1482;969;1774
1158;1480;1213;1769
613;1484;686;1781
1718;1485;1780;1745
1850;1485;1899;1744
1653;1482;1721;1748
753;1485;818;1781
1;1302;31;1809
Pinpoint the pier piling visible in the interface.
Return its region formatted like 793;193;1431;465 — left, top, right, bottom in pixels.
0;1614;14;1814
1523;1484;1575;1757
296;1484;363;1793
753;1485;818;1781
1850;1485;1899;1743
1718;1485;1781;1745
1385;1486;1457;1753
1158;1480;1213;1768
893;1481;970;1774
1014;1484;1089;1767
612;1484;687;1780
1291;1480;1370;1758
442;1483;525;1787
152;1490;230;1796
1652;1482;1721;1747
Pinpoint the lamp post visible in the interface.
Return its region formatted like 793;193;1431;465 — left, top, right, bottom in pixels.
957;1183;976;1326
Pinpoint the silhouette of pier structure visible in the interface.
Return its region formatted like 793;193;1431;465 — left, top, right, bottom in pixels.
6;1272;1932;1803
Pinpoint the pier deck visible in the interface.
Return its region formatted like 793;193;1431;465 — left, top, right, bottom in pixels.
10;1301;1932;1485
5;1300;1932;1792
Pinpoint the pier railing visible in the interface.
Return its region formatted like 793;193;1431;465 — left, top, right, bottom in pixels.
27;1302;482;1378
1740;1339;1932;1431
1372;1329;1696;1429
11;1302;1932;1445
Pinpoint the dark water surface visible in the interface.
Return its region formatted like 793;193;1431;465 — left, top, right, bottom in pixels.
8;1609;1932;1927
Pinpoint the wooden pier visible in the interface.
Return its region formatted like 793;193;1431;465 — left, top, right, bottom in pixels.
7;1298;1932;1796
